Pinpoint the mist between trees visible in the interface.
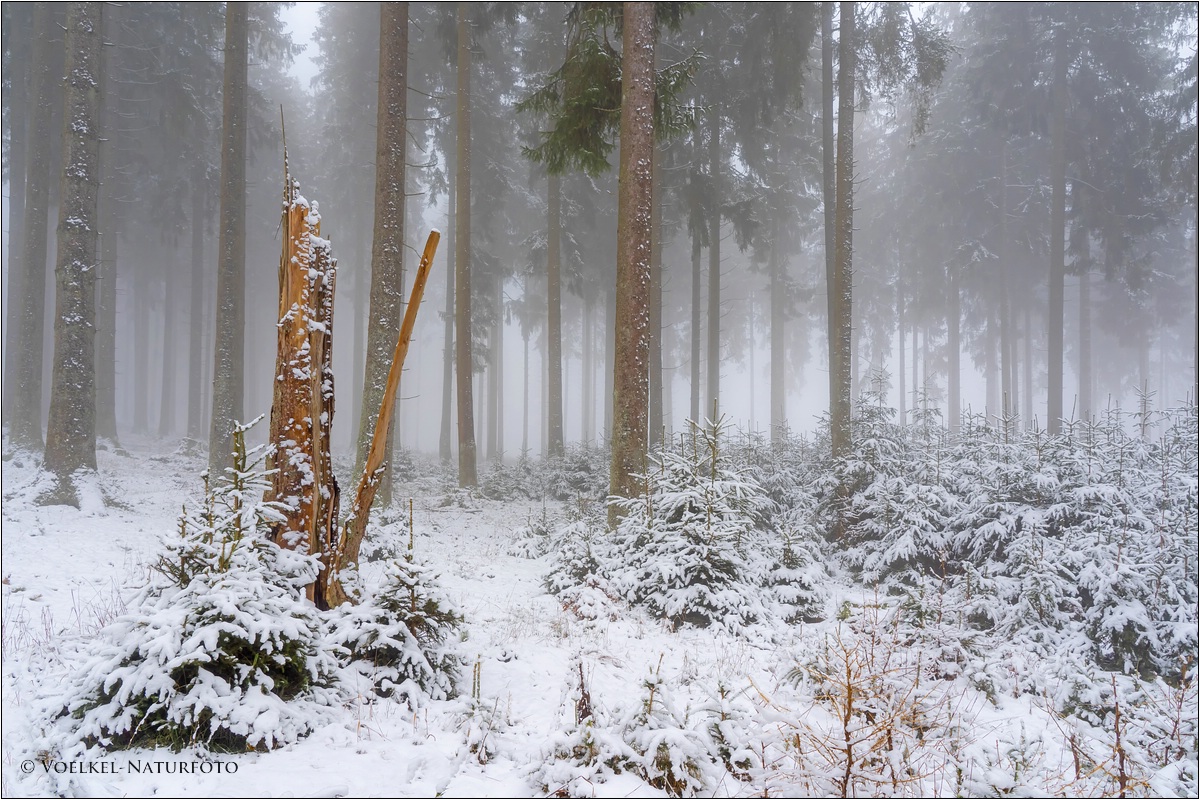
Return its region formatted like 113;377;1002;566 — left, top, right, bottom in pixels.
1;2;1196;503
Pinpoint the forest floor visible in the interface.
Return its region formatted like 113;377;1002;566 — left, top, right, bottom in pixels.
0;436;1190;797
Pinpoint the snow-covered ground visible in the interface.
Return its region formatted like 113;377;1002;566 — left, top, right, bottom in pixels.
2;433;1196;797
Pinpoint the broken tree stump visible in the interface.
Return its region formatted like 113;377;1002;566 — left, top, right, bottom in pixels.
266;163;340;608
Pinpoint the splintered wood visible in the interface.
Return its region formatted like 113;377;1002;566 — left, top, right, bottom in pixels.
266;163;340;607
325;230;440;609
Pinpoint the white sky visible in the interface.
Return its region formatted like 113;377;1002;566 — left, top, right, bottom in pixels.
283;2;322;89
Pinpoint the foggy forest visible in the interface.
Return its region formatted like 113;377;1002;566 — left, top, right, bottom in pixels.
2;2;1198;797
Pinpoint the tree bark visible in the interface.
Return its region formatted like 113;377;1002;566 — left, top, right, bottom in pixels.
8;4;55;451
649;146;664;447
354;2;407;497
707;110;721;420
267;178;339;610
455;2;477;485
43;1;102;505
608;0;655;515
830;0;855;459
1047;32;1068;435
546;172;565;457
207;3;248;475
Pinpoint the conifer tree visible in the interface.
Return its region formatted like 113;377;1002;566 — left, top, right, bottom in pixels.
207;4;249;475
42;2;103;505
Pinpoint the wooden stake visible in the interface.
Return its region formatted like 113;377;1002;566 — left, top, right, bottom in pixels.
326;231;441;607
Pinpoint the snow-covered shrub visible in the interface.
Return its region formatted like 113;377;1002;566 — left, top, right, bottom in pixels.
760;504;828;624
731;425;819;512
49;423;338;753
532;664;640;796
617;662;718;796
608;419;774;631
327;549;463;704
510;503;556;558
536;715;640;796
545;505;618;620
480;455;532;501
541;442;610;501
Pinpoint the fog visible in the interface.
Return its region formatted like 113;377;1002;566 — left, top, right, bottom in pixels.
3;2;1196;474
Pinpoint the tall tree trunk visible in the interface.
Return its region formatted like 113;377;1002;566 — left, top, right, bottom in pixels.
96;205;119;444
207;3;248;474
985;312;998;416
821;0;837;439
455;3;477;485
604;285;615;434
546;172;565;457
487;279;502;459
999;140;1013;419
648;146;664;447
897;286;906;421
95;10;119;447
2;7;30;421
948;266;960;432
43;2;102;505
1079;252;1092;420
158;253;178;438
135;254;154;434
354;2;407;497
1022;302;1033;425
522;319;530;455
608;0;655;514
439;149;456;462
912;320;918;412
1192;222;1198;406
830;0;855;460
1047;32;1068;435
707;110;721;419
851;318;861;404
186;165;206;441
350;216;369;448
690;227;701;424
770;203;785;442
582;294;594;442
8;4;55;451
